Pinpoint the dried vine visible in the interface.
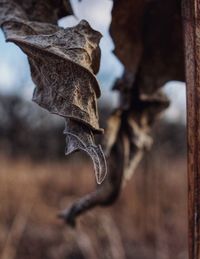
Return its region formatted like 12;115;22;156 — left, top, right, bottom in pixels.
0;0;185;226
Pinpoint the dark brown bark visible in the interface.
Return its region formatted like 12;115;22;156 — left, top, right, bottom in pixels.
182;0;200;258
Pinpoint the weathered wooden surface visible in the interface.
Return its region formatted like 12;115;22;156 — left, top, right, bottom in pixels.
182;0;200;258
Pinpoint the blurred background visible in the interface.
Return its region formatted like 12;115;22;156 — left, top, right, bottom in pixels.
0;0;187;259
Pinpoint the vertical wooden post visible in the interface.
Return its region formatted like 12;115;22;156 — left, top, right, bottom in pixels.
182;0;200;258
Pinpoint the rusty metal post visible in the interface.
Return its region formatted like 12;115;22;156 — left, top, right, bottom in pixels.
182;0;200;258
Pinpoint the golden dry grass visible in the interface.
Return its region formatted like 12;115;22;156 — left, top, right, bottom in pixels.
0;152;188;259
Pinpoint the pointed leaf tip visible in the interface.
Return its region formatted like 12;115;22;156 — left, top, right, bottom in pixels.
64;119;107;184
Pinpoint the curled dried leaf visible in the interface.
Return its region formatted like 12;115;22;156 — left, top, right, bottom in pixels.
0;0;107;184
3;19;102;131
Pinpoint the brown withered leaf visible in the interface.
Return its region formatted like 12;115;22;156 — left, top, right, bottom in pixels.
110;0;184;96
14;0;73;24
1;0;73;24
0;1;107;184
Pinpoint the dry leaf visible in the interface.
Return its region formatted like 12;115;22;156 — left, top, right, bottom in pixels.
0;0;107;184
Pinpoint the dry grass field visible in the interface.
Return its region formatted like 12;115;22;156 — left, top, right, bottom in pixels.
0;147;188;259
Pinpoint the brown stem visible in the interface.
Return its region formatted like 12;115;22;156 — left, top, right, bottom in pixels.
58;133;125;227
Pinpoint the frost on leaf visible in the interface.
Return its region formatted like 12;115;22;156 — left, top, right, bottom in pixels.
0;0;107;184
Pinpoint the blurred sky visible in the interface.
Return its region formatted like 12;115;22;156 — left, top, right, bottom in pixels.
0;0;186;123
